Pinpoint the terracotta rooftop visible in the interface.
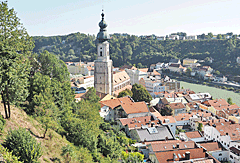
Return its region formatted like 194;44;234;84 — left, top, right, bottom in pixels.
203;99;229;108
154;148;205;163
74;93;85;99
119;116;151;126
199;142;222;152
214;123;240;141
121;101;149;114
174;113;192;121
127;119;159;129
150;141;195;152
185;131;202;139
169;102;185;110
119;65;137;70
145;140;182;145
100;96;133;109
138;68;148;73
153;112;176;124
113;71;130;86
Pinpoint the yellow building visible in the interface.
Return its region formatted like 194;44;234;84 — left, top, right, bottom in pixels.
183;58;198;65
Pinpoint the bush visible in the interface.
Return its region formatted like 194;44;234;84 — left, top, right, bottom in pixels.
0;145;21;163
0;114;6;132
3;128;42;163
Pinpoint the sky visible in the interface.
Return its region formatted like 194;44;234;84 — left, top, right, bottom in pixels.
7;0;240;37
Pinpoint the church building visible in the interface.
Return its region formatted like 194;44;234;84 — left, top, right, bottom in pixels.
94;10;113;95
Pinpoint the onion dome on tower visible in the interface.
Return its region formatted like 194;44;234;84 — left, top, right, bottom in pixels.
97;10;110;43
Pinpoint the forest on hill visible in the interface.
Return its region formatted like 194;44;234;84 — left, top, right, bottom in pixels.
33;33;240;76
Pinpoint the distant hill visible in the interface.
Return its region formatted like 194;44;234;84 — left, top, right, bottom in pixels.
33;33;240;76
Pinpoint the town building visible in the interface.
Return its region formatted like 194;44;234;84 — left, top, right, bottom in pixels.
94;11;113;95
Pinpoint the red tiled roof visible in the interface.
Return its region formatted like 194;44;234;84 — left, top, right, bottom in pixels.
119;116;151;126
154;148;205;163
185;131;202;139
75;93;85;98
99;96;133;109
121;101;149;114
203;99;229;108
169;102;185;110
150;141;195;152
138;68;148;72
174;113;192;121
153;112;176;124
199;142;221;152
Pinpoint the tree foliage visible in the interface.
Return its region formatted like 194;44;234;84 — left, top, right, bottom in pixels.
131;84;152;103
117;89;133;98
3;128;42;163
0;1;34;118
227;97;233;105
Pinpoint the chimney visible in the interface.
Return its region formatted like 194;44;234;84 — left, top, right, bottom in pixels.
185;151;190;160
176;143;179;148
173;153;177;161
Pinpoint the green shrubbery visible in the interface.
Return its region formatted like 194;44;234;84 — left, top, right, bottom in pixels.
3;128;42;163
0;114;6;132
0;145;21;163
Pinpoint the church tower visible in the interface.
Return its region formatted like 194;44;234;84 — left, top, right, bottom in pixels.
94;10;113;95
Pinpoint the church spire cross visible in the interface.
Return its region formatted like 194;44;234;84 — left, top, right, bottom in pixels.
101;9;104;20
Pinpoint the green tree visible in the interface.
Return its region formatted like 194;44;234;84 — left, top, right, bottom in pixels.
208;32;213;39
217;34;222;39
131;84;152;103
3;128;42;163
84;87;100;103
0;1;34;118
38;50;69;82
197;123;203;132
117;89;133;98
186;67;192;76
214;70;221;75
227;97;233;105
121;151;144;163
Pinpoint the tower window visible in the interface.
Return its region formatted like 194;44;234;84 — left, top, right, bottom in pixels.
100;51;102;56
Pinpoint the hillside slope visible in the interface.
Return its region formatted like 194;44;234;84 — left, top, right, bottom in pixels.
0;104;79;163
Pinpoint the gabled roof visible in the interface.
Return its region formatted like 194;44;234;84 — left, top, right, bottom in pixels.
121;101;149;114
153;112;176;124
199;142;222;152
169;102;185;110
185;131;202;139
113;71;130;86
174;113;192;121
119;116;151;126
150;140;195;152
138;68;149;72
203;99;229;107
119;65;137;70
153;148;205;163
100;96;133;109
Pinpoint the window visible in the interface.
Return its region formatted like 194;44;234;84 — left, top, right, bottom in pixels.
100;51;102;56
219;153;222;156
230;155;233;159
100;87;102;90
